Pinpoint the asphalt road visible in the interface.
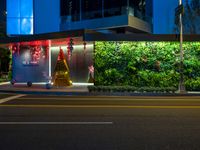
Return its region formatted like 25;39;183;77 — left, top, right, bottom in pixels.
1;94;200;150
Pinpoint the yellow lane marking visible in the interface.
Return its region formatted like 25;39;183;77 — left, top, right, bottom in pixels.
1;104;200;109
16;97;200;101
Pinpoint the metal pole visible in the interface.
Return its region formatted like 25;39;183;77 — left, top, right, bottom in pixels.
178;0;186;93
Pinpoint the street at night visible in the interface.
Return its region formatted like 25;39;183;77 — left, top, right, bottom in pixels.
1;0;200;149
1;94;200;150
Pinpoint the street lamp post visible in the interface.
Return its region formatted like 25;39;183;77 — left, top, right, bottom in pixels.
178;0;186;93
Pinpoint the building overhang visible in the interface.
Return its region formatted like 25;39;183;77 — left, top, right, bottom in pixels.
84;33;200;42
1;29;200;48
60;15;152;34
0;29;87;47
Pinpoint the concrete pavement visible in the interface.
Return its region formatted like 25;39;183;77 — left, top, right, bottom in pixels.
0;82;89;95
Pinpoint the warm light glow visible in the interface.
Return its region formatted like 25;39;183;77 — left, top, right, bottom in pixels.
72;83;94;86
49;47;52;81
51;44;94;50
12;82;93;86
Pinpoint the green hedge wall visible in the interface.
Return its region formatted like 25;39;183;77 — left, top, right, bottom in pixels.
94;41;200;91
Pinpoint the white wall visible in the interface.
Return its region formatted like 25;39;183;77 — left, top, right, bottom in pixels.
34;0;60;34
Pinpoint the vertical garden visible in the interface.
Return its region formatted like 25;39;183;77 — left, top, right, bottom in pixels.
94;41;200;91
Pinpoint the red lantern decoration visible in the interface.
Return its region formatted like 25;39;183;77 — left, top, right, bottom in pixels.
68;38;74;55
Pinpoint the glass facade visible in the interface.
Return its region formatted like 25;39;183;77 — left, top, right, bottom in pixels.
60;0;152;23
7;0;33;35
11;39;94;84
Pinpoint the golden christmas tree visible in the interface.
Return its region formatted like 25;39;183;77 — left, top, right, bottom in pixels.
53;48;72;87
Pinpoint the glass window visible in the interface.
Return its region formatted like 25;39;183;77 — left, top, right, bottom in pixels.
20;18;33;34
104;0;127;17
20;0;33;17
60;0;80;21
7;18;20;35
82;0;102;19
7;0;20;18
7;0;33;35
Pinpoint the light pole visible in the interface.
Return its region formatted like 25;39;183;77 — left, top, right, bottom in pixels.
178;0;186;93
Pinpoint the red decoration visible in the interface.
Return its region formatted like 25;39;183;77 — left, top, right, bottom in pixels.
31;46;41;63
67;48;71;61
67;38;74;55
58;47;65;61
12;46;17;54
88;65;94;74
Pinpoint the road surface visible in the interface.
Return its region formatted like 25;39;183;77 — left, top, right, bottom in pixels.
0;94;200;150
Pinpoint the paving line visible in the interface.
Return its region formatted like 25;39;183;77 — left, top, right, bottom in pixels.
0;121;113;125
0;94;26;104
1;104;200;109
16;97;200;101
0;82;10;85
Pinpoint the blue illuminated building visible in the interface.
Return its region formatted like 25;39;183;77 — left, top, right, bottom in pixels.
7;0;33;35
6;0;153;35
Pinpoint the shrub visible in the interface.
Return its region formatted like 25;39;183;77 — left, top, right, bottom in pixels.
88;86;177;93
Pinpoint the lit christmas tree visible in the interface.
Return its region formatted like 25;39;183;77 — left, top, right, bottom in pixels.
52;48;72;87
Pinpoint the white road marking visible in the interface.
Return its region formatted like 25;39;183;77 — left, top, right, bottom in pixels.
0;122;113;125
0;82;9;85
0;94;26;104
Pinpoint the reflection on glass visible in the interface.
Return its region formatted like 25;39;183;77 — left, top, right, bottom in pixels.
7;0;20;17
7;18;20;35
20;0;33;17
20;18;33;34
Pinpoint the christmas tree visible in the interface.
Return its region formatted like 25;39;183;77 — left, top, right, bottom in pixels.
53;48;72;87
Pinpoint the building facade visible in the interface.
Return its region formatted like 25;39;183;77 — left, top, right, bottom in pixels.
6;0;153;35
4;0;152;86
0;0;6;37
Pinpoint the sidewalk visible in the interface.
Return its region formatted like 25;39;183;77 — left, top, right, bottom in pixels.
1;82;200;96
0;82;89;95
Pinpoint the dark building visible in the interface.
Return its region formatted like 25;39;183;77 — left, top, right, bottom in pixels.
60;0;153;33
0;0;6;37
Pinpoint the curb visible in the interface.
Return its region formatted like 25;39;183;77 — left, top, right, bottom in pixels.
1;89;200;96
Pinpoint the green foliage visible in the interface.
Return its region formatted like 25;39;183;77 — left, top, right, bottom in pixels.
95;41;200;91
185;78;200;91
0;47;11;82
88;86;177;93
